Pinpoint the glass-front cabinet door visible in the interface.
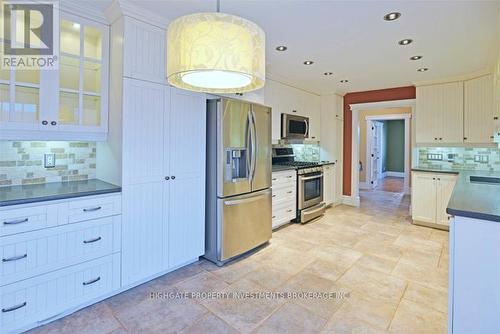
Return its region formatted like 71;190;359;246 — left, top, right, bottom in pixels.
57;14;108;133
0;13;109;139
0;37;42;131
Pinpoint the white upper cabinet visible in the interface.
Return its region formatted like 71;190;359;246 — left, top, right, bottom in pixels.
416;82;463;144
464;74;495;144
123;17;166;84
0;14;109;141
264;80;321;142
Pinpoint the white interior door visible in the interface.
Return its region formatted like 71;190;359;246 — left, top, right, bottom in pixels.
370;121;383;188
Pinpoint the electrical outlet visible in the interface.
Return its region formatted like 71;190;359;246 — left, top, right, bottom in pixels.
427;154;443;161
44;154;56;168
474;155;489;163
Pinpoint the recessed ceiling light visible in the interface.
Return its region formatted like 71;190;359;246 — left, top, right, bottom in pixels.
410;55;422;60
383;12;401;21
303;61;314;65
276;46;287;51
324;72;333;76
417;68;429;72
340;79;349;83
398;39;413;46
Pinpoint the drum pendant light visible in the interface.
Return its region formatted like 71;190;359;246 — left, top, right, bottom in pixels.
166;0;265;93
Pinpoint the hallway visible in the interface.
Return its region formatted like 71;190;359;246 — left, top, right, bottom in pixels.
374;176;405;193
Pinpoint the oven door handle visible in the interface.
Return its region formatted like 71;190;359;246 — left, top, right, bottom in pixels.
300;173;323;181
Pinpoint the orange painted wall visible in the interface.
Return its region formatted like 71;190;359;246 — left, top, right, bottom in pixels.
343;86;416;196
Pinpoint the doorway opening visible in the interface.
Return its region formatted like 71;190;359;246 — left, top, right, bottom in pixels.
349;100;415;206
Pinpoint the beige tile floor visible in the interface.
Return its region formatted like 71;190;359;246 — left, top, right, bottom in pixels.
28;189;448;334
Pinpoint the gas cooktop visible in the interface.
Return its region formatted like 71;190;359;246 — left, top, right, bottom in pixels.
273;161;321;168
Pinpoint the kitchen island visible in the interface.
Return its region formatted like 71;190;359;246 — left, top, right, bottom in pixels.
445;170;500;334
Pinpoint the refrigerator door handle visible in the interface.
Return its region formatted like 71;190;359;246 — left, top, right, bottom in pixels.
246;112;252;180
250;107;257;182
224;190;270;206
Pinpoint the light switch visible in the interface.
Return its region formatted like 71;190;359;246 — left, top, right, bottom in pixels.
44;154;56;168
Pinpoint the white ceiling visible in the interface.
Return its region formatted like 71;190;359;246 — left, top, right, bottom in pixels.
69;0;500;95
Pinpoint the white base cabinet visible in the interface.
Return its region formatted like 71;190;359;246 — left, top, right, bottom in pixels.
271;170;297;229
323;164;335;206
0;194;122;334
450;216;500;334
411;171;457;229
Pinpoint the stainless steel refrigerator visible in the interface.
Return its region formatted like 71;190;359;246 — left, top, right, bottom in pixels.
205;98;272;266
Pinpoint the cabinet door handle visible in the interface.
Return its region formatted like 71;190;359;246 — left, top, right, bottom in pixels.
464;137;467;140
272;178;277;181
272;215;276;219
439;138;443;140
83;237;101;244
287;191;293;194
2;302;27;313
287;176;293;178
2;254;27;262
3;218;28;225
171;176;176;180
434;137;438;141
83;276;101;286
494;117;499;120
41;120;48;125
50;121;57;126
83;206;102;212
165;176;170;180
287;209;293;212
272;195;276;198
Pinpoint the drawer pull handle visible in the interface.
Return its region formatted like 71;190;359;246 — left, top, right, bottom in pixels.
272;195;276;198
83;276;101;286
287;209;293;212
3;218;29;225
83;237;102;244
2;302;27;313
2;254;27;262
272;216;276;219
287;176;293;178
287;191;293;194
272;178;277;181
83;206;102;212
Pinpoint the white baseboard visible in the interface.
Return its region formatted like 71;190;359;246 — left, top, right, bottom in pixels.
386;171;405;178
380;172;387;179
342;195;360;207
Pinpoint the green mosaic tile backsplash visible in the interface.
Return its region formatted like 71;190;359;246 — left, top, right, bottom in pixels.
417;147;500;171
0;141;96;187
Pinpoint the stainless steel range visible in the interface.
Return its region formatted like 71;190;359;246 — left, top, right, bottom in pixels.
272;148;326;223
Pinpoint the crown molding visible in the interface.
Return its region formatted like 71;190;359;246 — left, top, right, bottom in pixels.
58;0;108;25
412;67;493;87
105;0;170;29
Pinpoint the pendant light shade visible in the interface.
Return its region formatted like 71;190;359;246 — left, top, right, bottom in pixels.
167;13;265;93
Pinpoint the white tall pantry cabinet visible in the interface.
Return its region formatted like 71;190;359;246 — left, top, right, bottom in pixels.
99;10;206;288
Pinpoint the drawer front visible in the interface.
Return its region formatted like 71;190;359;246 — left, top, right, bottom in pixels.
67;195;121;224
272;186;296;205
0;205;60;237
272;202;296;229
0;216;121;286
271;171;296;187
0;253;120;334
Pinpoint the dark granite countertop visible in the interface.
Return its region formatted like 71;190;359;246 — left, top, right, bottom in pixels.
446;170;500;223
272;165;297;172
411;166;460;175
0;179;121;207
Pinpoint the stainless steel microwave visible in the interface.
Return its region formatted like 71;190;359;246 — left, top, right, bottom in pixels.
281;113;309;139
